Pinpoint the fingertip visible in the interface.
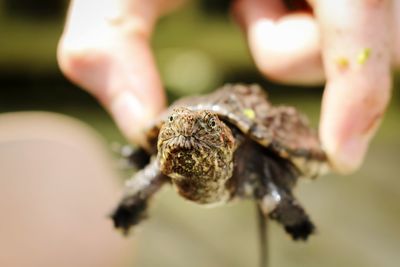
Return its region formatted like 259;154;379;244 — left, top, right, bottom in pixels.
251;14;324;84
320;76;390;174
321;117;371;175
324;131;370;175
232;0;324;84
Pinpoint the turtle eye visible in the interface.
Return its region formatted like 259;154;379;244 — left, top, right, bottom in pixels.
208;117;217;128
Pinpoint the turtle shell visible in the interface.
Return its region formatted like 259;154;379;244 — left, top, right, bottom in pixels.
145;84;328;178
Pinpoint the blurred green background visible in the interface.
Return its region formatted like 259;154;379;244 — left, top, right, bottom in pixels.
0;0;399;267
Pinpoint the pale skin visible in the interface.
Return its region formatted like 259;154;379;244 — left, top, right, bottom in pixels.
58;0;399;174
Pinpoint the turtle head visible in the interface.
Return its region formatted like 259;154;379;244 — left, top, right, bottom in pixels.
157;107;235;203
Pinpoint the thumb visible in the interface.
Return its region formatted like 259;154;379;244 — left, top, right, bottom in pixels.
316;0;392;173
58;0;183;146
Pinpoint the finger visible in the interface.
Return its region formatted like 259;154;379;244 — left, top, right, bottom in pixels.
232;0;324;85
58;0;183;147
316;0;392;173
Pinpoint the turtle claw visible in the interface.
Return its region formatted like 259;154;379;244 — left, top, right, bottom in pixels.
110;199;148;234
284;219;315;241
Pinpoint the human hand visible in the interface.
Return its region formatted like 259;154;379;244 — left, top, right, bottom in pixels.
233;0;398;173
59;0;397;174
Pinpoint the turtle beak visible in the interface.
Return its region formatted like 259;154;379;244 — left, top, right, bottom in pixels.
165;135;197;150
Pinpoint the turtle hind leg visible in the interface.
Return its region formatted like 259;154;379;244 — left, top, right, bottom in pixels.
257;153;316;241
284;219;315;241
267;192;315;241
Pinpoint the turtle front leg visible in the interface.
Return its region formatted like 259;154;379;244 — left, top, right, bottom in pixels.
113;143;150;170
258;181;315;241
111;157;167;234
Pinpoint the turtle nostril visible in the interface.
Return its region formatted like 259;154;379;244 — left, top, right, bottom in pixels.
177;117;195;137
183;126;192;137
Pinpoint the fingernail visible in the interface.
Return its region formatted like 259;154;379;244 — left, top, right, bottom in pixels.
110;91;154;147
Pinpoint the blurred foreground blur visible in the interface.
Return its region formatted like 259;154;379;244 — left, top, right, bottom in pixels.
0;1;399;267
0;112;134;267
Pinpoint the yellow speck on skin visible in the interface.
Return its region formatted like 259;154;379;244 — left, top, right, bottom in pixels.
357;48;371;65
336;57;349;69
243;108;255;120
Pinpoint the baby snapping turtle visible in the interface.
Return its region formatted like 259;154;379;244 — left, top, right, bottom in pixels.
111;84;327;241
